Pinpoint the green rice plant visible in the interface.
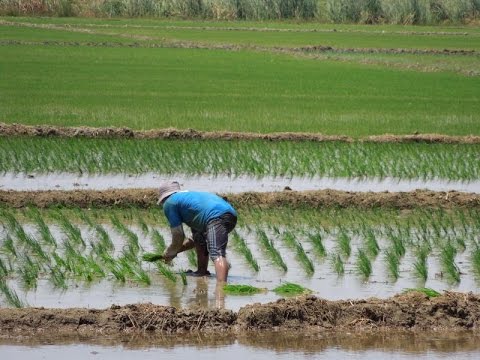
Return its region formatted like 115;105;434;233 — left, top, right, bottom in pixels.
331;253;345;276
2;235;17;258
307;231;327;259
440;241;461;283
413;246;429;282
282;231;314;276
137;216;149;236
0;257;9;278
231;231;259;272
73;207;94;228
472;246;480;279
223;284;267;295
256;229;287;272
155;261;177;283
142;252;164;262
111;214;141;255
52;211;85;249
93;224;115;253
180;270;188;286
272;282;312;296
48;265;68;290
385;248;400;280
403;287;441;298
363;228;380;258
186;249;198;269
26;207;57;247
17;254;40;290
0;280;26;308
337;229;351;259
356;249;372;280
386;230;406;258
151;229;166;254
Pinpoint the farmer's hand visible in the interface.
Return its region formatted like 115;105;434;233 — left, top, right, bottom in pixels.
162;253;176;264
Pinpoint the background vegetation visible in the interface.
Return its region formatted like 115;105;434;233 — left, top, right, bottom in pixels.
1;0;479;24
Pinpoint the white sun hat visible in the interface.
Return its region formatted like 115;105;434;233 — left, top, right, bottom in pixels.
157;181;181;205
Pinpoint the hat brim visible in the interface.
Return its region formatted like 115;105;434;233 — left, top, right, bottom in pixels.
156;190;178;205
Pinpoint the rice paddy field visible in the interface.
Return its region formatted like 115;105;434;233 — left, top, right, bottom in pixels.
1;11;480;360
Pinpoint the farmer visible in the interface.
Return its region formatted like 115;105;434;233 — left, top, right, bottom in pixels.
157;181;237;283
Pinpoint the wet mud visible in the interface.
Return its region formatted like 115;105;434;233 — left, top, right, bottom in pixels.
0;188;478;209
0;292;479;336
1;123;479;143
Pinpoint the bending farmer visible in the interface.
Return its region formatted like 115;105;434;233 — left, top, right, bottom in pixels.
157;181;237;283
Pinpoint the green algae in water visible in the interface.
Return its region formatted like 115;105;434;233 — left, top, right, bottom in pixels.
273;282;312;296
223;284;266;295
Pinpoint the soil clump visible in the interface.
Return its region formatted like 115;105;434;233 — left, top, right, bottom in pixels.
0;189;478;209
1;292;479;336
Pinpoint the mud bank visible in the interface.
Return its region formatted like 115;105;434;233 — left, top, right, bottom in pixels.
0;188;479;209
0;292;479;336
1;123;479;144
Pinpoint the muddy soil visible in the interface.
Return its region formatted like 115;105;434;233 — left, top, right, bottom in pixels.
0;188;478;209
1;123;479;143
0;292;479;336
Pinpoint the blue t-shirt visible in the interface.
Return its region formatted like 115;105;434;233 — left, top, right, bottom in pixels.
163;191;237;232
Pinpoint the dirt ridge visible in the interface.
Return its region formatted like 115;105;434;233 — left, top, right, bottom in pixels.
0;188;478;209
1;292;479;335
1;123;479;143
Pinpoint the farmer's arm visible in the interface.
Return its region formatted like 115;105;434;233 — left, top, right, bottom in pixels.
163;225;185;260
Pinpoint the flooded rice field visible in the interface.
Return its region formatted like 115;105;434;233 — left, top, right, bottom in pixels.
1;172;480;193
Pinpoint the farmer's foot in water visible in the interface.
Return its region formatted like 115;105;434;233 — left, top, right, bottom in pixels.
185;269;211;277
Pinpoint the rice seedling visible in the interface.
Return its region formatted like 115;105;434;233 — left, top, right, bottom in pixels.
151;229;166;254
93;224;115;253
17;254;40;290
48;265;68;290
307;231;327;259
440;241;461;283
137;216;149;236
256;229;287;272
180;270;188;286
0;257;9;278
223;284;267;295
363;228;380;258
52;211;85;249
230;231;259;272
2;235;17;258
337;229;351;259
403;288;441;298
26;207;57;247
413;246;429;282
282;231;314;276
472;246;480;279
385;248;400;280
142;252;165;262
272;282;312;296
185;249;198;269
356;249;372;280
155;261;177;283
331;253;344;276
111;214;141;254
0;280;26;308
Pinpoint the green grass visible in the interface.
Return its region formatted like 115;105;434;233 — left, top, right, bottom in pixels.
2;138;479;180
403;287;441;298
0;42;479;135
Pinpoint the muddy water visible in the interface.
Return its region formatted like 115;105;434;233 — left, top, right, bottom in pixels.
1;331;480;359
1;172;479;193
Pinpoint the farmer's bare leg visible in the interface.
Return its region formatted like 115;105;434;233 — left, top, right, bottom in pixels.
214;256;229;283
195;241;210;275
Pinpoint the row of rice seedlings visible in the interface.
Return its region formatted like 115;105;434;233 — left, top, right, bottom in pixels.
384;248;401;280
256;229;287;272
150;229;166;254
3;137;479;180
17;254;41;290
337;229;352;259
362;227;380;258
282;231;314;276
230;231;259;272
0;279;26;308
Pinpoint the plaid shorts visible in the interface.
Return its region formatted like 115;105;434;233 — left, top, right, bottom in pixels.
192;213;237;261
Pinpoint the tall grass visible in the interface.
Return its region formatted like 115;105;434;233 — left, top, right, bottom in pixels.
1;0;477;23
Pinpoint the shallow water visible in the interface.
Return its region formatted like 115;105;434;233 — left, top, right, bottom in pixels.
1;331;480;360
1;172;479;193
